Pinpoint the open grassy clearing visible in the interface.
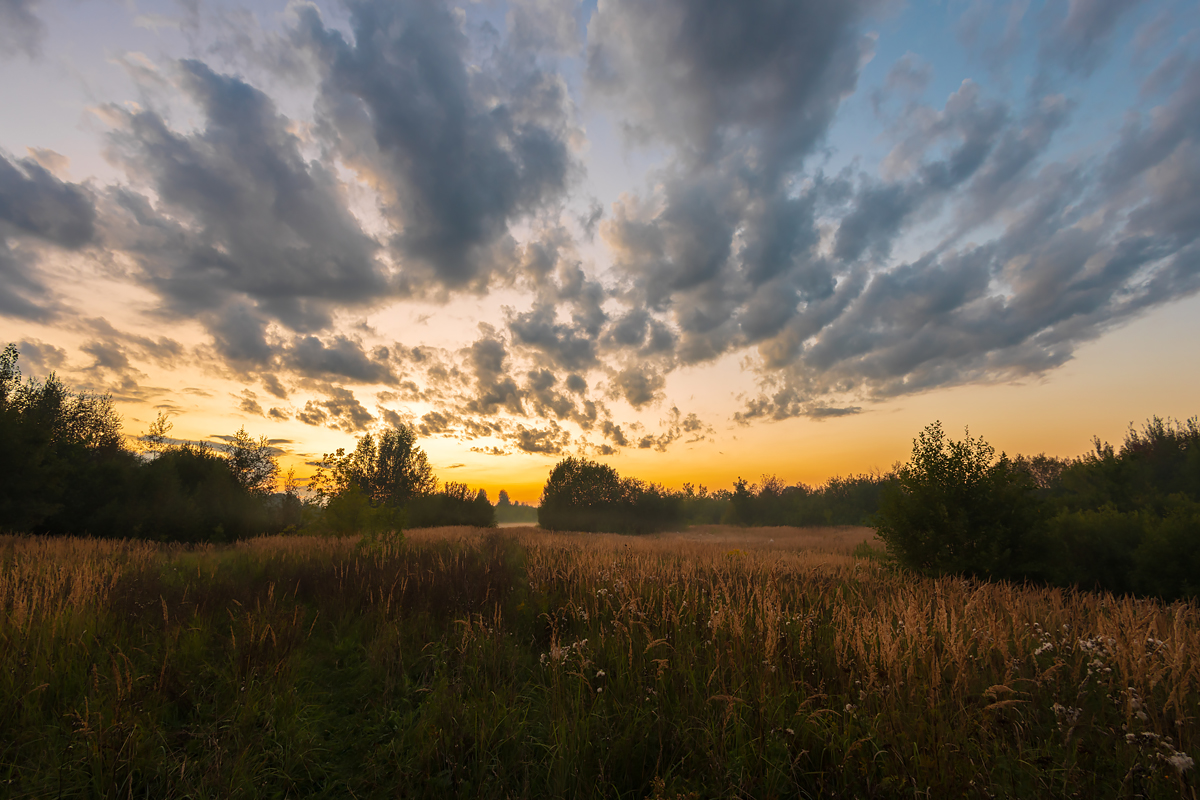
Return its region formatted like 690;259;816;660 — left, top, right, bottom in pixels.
1;527;1197;798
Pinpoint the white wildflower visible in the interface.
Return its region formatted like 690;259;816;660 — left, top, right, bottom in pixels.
1166;753;1194;775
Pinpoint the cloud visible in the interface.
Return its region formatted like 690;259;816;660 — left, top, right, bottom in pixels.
238;389;264;416
102;59;386;339
955;0;1030;77
284;335;397;384
508;303;599;371
0;0;45;58
5;0;1199;449
872;52;932;112
590;0;879;371
506;421;571;454
0;154;97;320
1038;0;1142;78
610;366;664;408
294;0;578;289
15;338;66;378
464;333;524;415
297;387;375;432
507;0;581;55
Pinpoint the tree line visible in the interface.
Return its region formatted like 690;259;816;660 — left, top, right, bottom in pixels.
0;344;493;540
537;416;1200;600
6;342;1197;599
537;461;892;533
877;418;1200;601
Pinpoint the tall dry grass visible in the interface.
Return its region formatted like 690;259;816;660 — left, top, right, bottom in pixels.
1;527;1196;798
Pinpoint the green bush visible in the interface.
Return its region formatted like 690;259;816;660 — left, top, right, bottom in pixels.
1042;506;1144;594
876;422;1043;580
1131;497;1200;601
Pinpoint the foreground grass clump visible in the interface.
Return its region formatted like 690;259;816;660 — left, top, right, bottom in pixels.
1;528;1197;798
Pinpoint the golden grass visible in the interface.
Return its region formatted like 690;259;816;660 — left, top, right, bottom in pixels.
2;526;1197;797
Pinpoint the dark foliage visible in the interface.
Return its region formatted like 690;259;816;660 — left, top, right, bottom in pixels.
718;473;893;527
311;426;493;532
875;422;1043;581
0;344;300;541
538;457;682;534
409;483;495;528
878;417;1200;600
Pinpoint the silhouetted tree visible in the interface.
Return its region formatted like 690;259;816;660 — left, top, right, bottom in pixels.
226;426;279;496
539;457;682;533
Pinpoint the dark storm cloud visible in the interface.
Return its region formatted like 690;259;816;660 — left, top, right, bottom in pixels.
285;335;396;385
294;0;576;288
506;421;570;455
0;154;96;320
507;303;598;371
464;334;524;415
0;0;45;58
297;387;374;433
103;58;386;334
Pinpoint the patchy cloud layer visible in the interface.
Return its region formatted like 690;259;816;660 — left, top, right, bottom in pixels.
3;0;1200;454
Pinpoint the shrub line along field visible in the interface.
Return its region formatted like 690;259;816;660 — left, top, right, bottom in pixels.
2;527;1196;798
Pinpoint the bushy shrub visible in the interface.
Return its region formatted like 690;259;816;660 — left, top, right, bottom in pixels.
876;422;1042;580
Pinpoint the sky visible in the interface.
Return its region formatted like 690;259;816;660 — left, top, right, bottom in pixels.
2;0;1198;503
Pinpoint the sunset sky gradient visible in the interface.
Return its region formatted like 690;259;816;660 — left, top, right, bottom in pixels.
2;0;1198;502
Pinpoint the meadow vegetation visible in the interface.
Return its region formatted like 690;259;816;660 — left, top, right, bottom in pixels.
2;527;1196;798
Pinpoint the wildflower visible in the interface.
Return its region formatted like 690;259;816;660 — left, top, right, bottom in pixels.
1166;753;1194;776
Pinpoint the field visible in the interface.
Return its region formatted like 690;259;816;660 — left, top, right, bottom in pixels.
1;526;1197;798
